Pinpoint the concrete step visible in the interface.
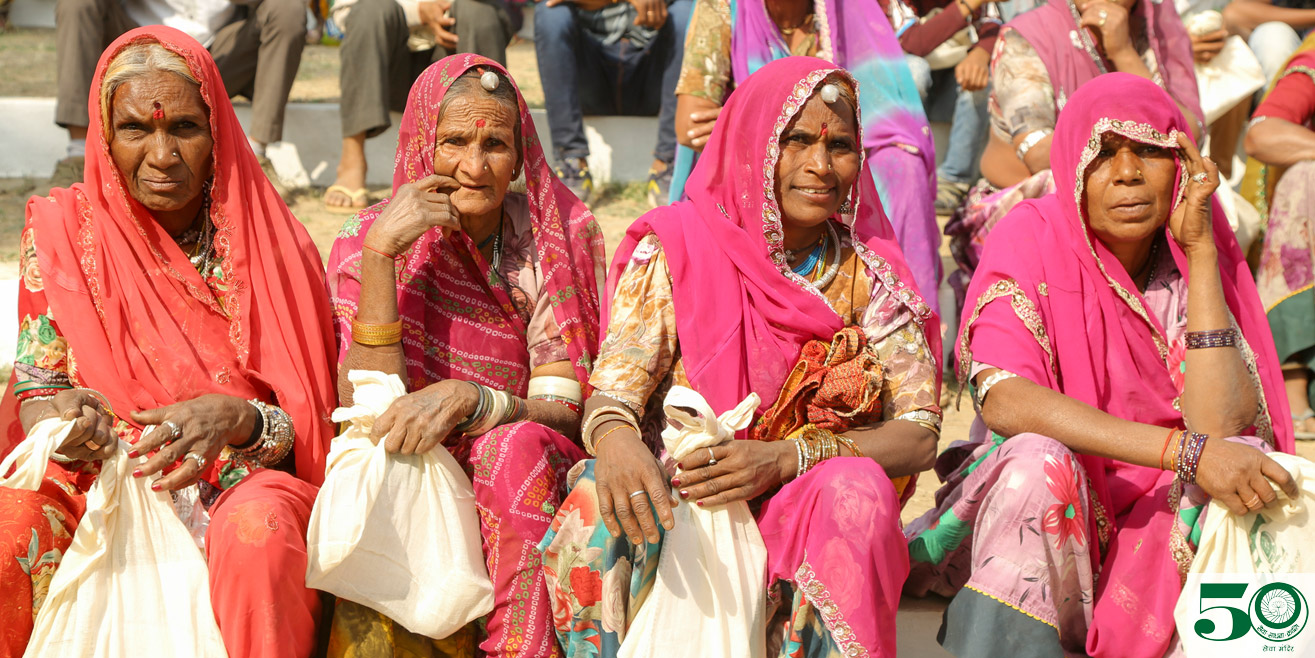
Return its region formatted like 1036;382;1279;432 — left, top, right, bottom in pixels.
0;97;665;186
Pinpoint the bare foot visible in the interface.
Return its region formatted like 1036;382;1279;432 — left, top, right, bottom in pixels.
326;134;369;211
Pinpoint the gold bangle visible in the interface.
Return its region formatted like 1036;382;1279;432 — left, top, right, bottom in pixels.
594;422;633;452
351;318;403;346
835;434;863;458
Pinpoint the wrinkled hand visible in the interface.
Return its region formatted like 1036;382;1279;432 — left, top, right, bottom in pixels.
417;0;458;50
44;390;116;462
1077;0;1133;58
685;106;721;151
955;46;991;92
371;379;478;454
130;394;258;491
364;174;462;257
1195;439;1299;516
1167;132;1219;256
674;440;793;507
1191;29;1227;64
630;0;667;28
595;430;676;545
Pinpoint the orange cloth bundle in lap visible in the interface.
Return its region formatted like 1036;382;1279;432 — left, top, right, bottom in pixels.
750;326;914;500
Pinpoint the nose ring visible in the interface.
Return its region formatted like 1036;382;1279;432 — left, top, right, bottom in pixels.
172;151;179;157
827;162;833;171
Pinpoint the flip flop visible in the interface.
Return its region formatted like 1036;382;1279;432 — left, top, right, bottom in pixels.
1294;409;1315;441
324;185;369;214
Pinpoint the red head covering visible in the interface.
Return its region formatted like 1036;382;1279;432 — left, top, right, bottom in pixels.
326;55;606;396
18;27;338;485
1008;0;1203;133
959;72;1291;657
609;56;941;419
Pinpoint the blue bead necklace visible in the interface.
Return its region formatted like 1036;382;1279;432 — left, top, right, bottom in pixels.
790;231;827;277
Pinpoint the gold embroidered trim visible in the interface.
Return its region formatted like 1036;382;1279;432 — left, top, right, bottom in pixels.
794;559;868;657
1265;283;1314;314
955;279;1055;395
1089;488;1112;553
962;584;1059;629
1167;479;1195;582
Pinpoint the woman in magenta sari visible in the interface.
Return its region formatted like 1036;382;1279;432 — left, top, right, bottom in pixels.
324;55;605;657
539;56;943;657
905;73;1296;657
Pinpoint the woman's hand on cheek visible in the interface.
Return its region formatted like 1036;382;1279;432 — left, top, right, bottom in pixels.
1167;132;1219;257
363;174;463;257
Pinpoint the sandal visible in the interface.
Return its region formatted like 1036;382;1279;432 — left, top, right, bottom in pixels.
1294;409;1315;441
324;185;369;214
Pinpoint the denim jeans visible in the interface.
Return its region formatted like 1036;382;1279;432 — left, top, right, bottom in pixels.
533;0;691;165
1250;21;1306;86
906;54;990;185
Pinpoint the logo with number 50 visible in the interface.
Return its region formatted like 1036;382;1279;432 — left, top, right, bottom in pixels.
1195;582;1309;643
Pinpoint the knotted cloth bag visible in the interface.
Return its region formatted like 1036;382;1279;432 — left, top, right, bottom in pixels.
1174;453;1315;653
0;418;227;658
617;386;768;658
305;370;493;639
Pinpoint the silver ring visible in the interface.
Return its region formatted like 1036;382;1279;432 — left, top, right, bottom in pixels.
706;447;717;466
160;421;181;441
1191;172;1208;184
628;490;646;499
184;452;208;471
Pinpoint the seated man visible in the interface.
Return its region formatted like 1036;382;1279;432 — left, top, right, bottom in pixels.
324;0;512;213
534;0;690;204
1224;0;1315;82
53;0;306;190
895;0;1001;214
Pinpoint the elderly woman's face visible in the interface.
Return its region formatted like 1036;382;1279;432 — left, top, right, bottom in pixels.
1083;133;1176;246
433;94;520;219
109;71;213;213
774;92;862;229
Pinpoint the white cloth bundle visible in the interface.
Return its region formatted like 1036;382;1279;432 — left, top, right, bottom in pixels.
618;386;768;658
1188;12;1266;126
1175;453;1315;653
0;418;227;658
305;370;493;639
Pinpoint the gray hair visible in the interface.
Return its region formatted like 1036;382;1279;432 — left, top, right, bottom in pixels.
99;42;202;139
438;67;523;169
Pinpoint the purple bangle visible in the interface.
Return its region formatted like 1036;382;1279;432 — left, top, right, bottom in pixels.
1184;328;1237;350
1176;432;1207;484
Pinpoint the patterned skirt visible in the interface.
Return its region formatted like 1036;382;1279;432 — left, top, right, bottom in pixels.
538;456;909;658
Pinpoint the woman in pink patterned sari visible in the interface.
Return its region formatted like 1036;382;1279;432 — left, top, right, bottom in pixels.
539;57;943;658
324;54;606;658
905;73;1296;658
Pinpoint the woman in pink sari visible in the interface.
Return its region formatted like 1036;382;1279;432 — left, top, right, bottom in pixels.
905;73;1296;657
324;54;605;657
539;56;943;657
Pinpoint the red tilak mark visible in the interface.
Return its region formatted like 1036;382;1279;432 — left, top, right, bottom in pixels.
820;122;828;137
476;119;486;128
152;102;164;120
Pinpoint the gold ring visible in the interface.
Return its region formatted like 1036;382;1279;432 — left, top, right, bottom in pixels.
1246;496;1262;509
1098;8;1108;25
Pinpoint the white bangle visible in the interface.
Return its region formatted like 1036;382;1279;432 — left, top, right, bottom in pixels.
1015;129;1051;162
527;375;583;406
975;369;1020;408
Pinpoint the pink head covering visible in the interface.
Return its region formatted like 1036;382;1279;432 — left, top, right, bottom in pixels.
1008;0;1203;131
608;56;940;419
326;55;606;396
958;72;1291;657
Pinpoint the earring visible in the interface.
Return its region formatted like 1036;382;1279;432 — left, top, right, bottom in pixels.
838;200;854;214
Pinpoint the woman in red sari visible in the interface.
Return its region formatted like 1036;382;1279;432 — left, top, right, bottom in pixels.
0;27;338;658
